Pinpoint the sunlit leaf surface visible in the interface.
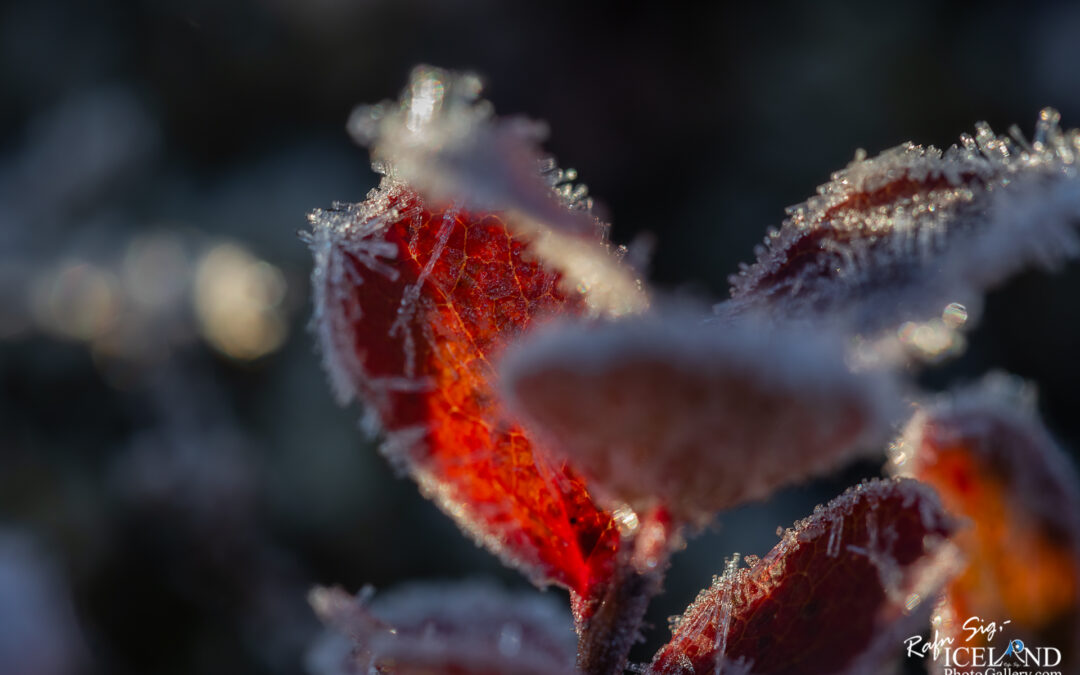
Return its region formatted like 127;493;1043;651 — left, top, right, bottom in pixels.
307;182;622;595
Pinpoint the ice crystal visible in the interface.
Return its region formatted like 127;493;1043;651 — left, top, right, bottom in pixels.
501;314;901;523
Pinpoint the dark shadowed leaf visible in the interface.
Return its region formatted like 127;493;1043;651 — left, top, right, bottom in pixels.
649;478;961;674
725;111;1080;364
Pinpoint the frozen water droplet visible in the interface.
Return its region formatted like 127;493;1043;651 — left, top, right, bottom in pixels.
942;302;968;328
1034;108;1060;152
612;505;640;535
904;593;922;613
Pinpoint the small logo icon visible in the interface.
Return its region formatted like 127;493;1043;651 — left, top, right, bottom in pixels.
1002;638;1024;657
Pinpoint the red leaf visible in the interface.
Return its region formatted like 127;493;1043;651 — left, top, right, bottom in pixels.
890;376;1080;667
725;110;1080;362
649;478;961;674
307;182;621;595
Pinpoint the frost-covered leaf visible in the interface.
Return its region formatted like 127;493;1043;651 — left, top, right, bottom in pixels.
308;65;655;594
500;315;900;523
307;582;576;675
306;183;632;594
889;375;1080;667
649;478;961;674
350;65;596;236
726;110;1080;362
347;66;647;319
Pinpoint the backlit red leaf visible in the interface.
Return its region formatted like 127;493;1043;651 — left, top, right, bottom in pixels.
649;478;961;674
306;181;623;595
889;376;1080;668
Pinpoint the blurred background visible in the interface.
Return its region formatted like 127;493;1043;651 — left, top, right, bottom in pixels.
2;1;1080;673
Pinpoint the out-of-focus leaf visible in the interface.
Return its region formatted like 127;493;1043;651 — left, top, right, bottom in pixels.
890;375;1080;669
501;315;900;524
348;65;597;237
308;582;576;675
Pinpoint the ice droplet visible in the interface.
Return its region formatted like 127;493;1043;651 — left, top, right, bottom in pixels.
904;593;922;613
942;302;968;327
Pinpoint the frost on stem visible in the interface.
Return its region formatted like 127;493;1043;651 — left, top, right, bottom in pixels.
889;374;1080;668
500;314;901;524
307;581;577;675
649;478;962;675
725;110;1080;364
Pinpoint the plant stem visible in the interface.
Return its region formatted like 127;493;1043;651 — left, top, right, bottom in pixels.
573;508;675;675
